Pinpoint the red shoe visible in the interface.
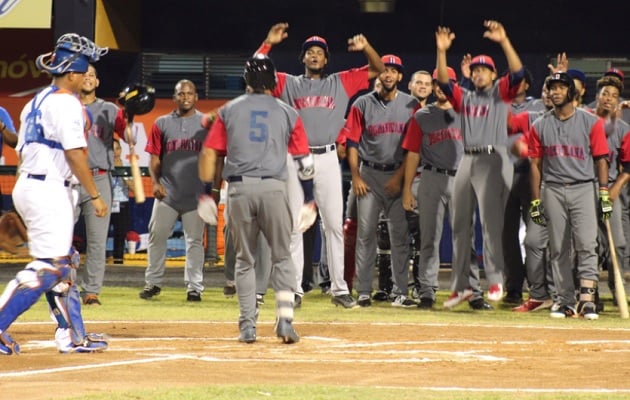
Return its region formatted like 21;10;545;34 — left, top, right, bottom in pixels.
513;298;553;312
487;284;504;302
443;289;474;308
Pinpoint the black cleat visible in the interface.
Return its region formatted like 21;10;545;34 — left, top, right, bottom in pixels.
275;319;299;344
139;285;161;300
469;298;493;310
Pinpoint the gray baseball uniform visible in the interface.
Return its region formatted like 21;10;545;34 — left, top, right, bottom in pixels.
144;110;207;293
78;98;125;297
204;92;311;331
345;90;418;298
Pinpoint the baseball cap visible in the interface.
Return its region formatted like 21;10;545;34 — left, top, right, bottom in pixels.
567;68;586;85
469;54;496;72
605;68;625;81
381;54;403;72
302;36;328;54
432;67;457;82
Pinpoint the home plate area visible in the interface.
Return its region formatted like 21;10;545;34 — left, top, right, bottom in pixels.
1;321;630;398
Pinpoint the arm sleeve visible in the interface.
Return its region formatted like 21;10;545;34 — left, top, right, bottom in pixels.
203;115;228;155
499;71;523;103
528;125;542;158
344;105;364;143
145;122;163;156
509;112;531;135
440;82;463;113
57;96;88;150
270;72;287;99
401;117;422;152
288;116;310;156
339;66;370;97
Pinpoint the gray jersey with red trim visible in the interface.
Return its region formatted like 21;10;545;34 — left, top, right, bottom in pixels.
530;108;608;183
402;104;462;170
85;98;124;170
145;110;206;211
448;77;518;148
604;118;630;181
346;91;418;164
219;93;301;180
274;68;369;146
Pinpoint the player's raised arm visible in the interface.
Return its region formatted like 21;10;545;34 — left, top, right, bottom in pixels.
483;20;523;74
255;22;289;56
435;26;455;85
347;34;385;79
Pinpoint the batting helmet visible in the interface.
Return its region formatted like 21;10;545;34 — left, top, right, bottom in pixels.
36;33;108;76
118;83;156;117
244;56;277;92
469;54;496;72
381;54;404;72
546;72;577;100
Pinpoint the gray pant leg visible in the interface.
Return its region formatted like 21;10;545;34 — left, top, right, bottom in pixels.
571;184;599;282
503;168;529;293
386;195;411;297
355;174;380;297
79;174;112;295
223;222;235;282
255;232;272;295
620;186;630;273
523;220;551;300
145;200;179;287
181;209;205;292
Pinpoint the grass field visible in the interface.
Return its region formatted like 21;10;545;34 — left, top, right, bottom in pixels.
2;285;629;400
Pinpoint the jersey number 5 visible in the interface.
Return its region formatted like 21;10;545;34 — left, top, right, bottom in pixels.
249;111;268;143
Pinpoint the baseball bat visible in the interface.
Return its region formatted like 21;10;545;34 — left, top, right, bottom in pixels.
125;122;145;204
604;219;629;319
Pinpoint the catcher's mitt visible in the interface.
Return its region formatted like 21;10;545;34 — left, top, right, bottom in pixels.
0;211;28;255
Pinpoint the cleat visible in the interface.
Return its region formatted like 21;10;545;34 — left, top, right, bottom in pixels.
186;290;202;302
275;319;299;344
550;304;577;319
357;295;371;307
502;291;523;305
0;332;20;355
512;298;553;313
417;298;435;309
487;283;504;302
56;329;108;353
82;294;101;305
256;294;265;306
443;288;474;308
371;290;389;301
469;298;493;310
331;294;357;308
238;327;256;344
578;301;599;320
139;285;161;299
391;295;417;308
294;294;302;309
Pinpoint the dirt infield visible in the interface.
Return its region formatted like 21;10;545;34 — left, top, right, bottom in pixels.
1;320;629;399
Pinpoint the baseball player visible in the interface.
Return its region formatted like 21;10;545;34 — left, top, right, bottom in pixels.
139;80;207;302
435;21;525;308
254;22;385;308
198;55;315;344
77;64;127;305
345;55;419;307
0;33;109;354
529;72;609;319
408;70;433;107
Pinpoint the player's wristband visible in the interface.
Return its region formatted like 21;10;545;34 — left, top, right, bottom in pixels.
255;41;272;56
203;182;213;195
90;193;101;200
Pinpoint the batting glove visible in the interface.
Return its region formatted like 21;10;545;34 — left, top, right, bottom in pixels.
529;199;547;226
599;188;613;221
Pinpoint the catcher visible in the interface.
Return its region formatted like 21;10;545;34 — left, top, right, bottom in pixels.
0;33;110;355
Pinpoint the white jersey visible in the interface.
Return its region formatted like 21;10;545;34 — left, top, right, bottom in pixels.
17;86;87;182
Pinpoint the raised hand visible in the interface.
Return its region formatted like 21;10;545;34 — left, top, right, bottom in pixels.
347;34;369;52
461;53;472;79
547;52;569;74
482;20;507;43
435;26;455;52
265;22;289;45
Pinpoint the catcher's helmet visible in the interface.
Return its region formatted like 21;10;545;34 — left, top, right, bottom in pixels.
36;33;108;76
244;56;277;92
118;83;156;117
546;72;577;101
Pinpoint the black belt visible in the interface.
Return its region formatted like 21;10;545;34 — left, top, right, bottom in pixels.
310;143;336;154
27;174;70;187
90;168;109;176
362;161;400;172
464;145;495;155
424;164;457;177
228;175;273;183
546;179;594;186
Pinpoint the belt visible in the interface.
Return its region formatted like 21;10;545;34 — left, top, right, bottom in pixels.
310;143;336;154
464;145;495;155
228;175;273;183
27;174;70;187
362;161;401;172
424;164;457;177
546;179;594;186
91;168;109;176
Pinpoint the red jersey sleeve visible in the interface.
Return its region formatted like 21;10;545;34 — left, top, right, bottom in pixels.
288;116;310;156
114;108;127;138
339;66;370;97
336;125;349;146
344;105;365;143
401;117;422;153
498;74;521;103
203;115;228;154
589;118;609;158
528;125;543;158
619;129;630;164
271;72;287;98
447;83;464;113
509;111;530;135
145;123;163;156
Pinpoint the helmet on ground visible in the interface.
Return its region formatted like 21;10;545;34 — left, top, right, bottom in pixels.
546;72;577;100
118;83;156;117
244;55;277;91
36;33;108;76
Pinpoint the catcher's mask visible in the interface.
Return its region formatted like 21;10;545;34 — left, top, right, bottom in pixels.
36;33;108;76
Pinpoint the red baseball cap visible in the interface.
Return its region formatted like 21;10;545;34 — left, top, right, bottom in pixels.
381;54;404;71
302;36;328;53
605;68;625;81
432;67;457;82
470;54;496;72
